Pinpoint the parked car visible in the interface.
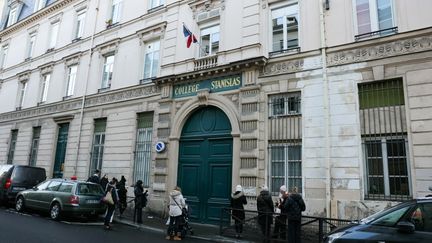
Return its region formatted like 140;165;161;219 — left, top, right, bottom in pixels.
15;179;106;220
0;165;46;204
325;198;432;243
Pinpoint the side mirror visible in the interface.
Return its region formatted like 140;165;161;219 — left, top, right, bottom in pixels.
32;186;38;191
396;221;415;234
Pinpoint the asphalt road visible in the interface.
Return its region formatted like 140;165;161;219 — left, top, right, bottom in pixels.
0;206;208;243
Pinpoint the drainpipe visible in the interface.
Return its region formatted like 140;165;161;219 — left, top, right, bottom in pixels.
73;0;101;177
319;0;331;218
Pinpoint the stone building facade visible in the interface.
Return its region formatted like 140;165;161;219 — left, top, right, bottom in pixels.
0;0;431;222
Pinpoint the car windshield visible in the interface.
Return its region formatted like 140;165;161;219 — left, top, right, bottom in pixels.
11;167;46;184
77;183;104;196
0;165;13;178
361;202;413;225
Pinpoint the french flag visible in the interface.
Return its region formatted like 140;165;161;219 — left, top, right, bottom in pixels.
183;24;198;48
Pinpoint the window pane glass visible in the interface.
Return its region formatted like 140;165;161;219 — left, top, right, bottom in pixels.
144;53;152;78
286;16;298;48
372;206;411;226
356;0;371;34
201;34;210;56
151;50;159;77
47;181;62;191
359;79;404;109
272;17;284;51
377;0;392;30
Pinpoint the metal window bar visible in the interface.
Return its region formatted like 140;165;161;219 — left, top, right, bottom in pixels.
90;133;105;175
355;27;398;41
7;130;18;164
359;79;410;201
268;92;301;117
133;127;153;187
28;127;41;166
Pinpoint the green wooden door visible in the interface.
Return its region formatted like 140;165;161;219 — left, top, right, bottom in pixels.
178;106;232;224
53;123;69;178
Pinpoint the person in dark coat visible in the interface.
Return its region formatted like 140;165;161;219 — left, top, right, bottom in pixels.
100;174;109;191
284;187;306;243
273;185;288;239
134;180;148;224
117;175;128;216
257;186;274;240
87;169;100;184
230;185;247;238
104;178;119;230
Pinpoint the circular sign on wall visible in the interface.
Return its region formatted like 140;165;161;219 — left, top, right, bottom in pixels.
155;141;166;153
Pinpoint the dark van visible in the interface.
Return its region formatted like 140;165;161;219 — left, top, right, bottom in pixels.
0;165;46;204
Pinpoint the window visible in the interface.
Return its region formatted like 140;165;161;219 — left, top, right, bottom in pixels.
48;22;60;50
47;180;61;191
149;0;164;9
34;0;45;12
75;10;86;39
89;119;107;176
7;7;18;27
28;127;41;166
143;40;160;81
37;180;51;190
359;79;410;200
410;203;432;232
58;183;74;193
0;45;8;68
101;54;115;89
355;0;394;35
269;92;301;117
371;205;411;227
200;25;219;57
133;112;153;187
40;73;51;103
269;144;302;194
27;33;37;59
111;0;122;24
18;81;27;108
271;4;299;52
7;130;18;164
66;65;77;97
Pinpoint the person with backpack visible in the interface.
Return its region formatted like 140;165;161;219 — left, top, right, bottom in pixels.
134;180;148;224
230;185;247;239
103;178;119;230
257;186;274;241
284;187;306;243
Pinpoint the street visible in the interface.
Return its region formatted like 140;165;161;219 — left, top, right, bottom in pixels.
0;206;209;243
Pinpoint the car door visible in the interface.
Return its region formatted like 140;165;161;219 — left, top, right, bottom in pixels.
41;180;62;210
407;202;432;241
26;180;51;209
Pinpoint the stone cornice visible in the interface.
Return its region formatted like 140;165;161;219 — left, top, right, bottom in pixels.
0;84;160;123
261;27;432;77
0;0;76;38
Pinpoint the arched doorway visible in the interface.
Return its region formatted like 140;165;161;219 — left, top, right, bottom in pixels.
178;106;232;224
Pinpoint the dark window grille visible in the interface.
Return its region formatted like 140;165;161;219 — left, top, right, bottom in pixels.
134;112;154;187
268;92;301;117
28;127;41;166
359;79;411;201
7;130;18;164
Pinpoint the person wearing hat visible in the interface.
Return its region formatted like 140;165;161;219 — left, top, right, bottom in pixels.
230;185;247;238
257;186;274;241
273;185;288;239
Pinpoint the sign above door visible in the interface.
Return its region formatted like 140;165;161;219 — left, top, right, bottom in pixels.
172;74;242;98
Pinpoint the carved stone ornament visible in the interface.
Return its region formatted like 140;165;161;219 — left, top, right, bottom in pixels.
96;38;120;56
18;71;31;82
189;0;225;18
197;88;210;106
161;85;171;98
39;62;55;74
63;53;82;66
137;22;167;44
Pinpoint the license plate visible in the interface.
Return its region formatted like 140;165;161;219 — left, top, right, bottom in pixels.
13;187;26;191
86;200;100;204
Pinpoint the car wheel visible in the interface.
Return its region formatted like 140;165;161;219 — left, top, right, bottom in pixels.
15;196;25;212
50;202;61;221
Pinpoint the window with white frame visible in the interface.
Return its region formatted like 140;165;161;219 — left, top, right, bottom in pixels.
133;112;153;187
0;45;8;68
28;127;41;167
271;4;299;52
34;0;45;12
75;10;86;39
269;144;302;195
66;65;77;97
7;7;18;27
48;21;60;50
149;0;164;9
143;40;160;81
101;54;115;89
7;130;18;164
200;25;219;57
40;73;51;103
269;92;301;117
111;0;122;24
355;0;394;35
27;33;37;59
89;119;107;176
18;81;27;108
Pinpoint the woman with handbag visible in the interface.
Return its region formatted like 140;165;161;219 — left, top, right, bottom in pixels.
166;186;185;241
230;185;247;239
103;178;119;230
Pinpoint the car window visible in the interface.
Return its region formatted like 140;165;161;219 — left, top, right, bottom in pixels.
0;165;13;178
371;205;411;227
47;181;62;191
37;181;51;190
410;203;432;232
11;167;46;185
77;183;104;196
58;183;74;193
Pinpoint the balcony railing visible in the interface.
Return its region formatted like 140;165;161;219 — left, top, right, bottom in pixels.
355;27;398;41
194;55;218;71
269;46;301;57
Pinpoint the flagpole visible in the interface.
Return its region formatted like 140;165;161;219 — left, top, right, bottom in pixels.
182;22;207;55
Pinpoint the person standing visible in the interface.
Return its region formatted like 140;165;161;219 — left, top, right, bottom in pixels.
273;185;288;239
104;178;119;230
166;186;185;241
134;180;148;224
87;169;100;184
100;174;109;191
117;175;128;217
230;185;247;239
284;187;306;243
257;186;274;241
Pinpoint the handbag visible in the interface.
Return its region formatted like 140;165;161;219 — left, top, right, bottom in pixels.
103;190;114;205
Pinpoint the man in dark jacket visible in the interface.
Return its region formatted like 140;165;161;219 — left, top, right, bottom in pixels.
134;180;148;224
117;176;128;216
257;186;274;240
87;169;100;184
230;185;247;238
104;178;119;230
284;187;306;243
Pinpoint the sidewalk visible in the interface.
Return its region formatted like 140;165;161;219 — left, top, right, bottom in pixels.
113;210;252;243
